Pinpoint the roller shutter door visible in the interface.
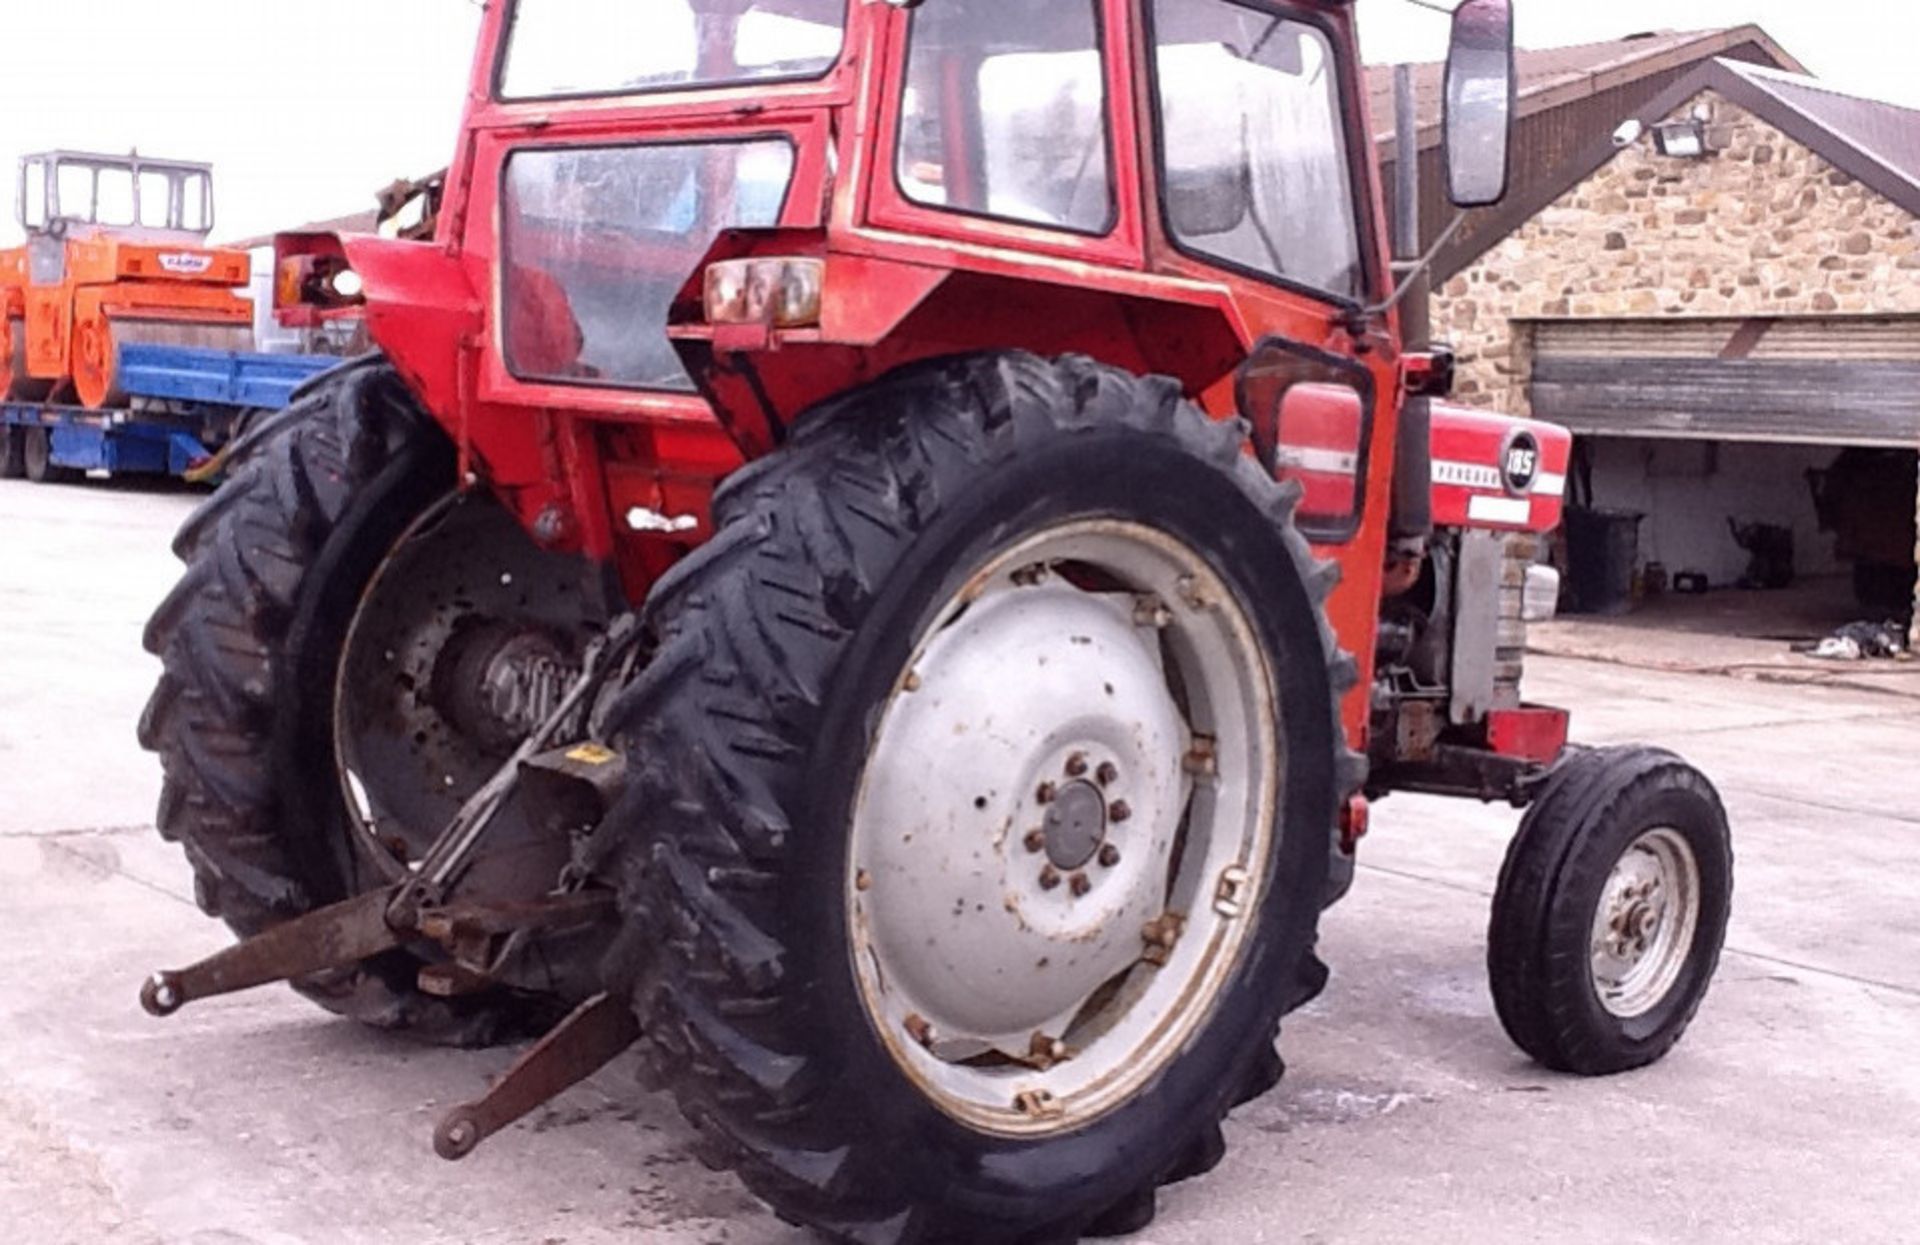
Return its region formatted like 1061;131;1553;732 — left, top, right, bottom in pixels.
1527;316;1920;447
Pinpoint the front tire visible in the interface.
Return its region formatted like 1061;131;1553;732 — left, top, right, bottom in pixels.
600;353;1355;1243
1488;746;1733;1075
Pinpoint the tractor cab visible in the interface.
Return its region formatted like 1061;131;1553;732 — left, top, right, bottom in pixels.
17;150;216;242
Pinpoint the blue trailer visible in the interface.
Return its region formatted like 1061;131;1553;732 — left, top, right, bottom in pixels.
0;342;336;484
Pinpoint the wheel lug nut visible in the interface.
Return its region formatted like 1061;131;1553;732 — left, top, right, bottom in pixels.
1039;866;1062;891
1098;843;1121;868
1108;800;1131;824
1028;1031;1070;1068
1133;595;1172;628
1069;871;1091;897
1024;829;1047;854
1096;761;1118;787
1065;753;1088;778
1035;781;1056;805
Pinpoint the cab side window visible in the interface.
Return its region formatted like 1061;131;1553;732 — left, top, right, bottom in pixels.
897;1;1115;235
1151;0;1365;300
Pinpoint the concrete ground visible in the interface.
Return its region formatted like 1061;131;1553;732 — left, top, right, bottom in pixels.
4;473;1919;1245
1533;579;1920;699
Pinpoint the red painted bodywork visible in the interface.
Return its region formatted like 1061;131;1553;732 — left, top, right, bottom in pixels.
1273;383;1365;524
1429;402;1573;535
282;0;1550;755
1487;706;1572;765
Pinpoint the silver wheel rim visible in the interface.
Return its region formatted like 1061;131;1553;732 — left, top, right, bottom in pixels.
847;519;1281;1137
1588;827;1701;1019
332;493;598;878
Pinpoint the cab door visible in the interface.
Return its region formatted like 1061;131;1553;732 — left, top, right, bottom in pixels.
1135;0;1398;724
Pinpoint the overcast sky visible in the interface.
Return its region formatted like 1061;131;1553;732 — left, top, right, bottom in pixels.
0;1;1912;247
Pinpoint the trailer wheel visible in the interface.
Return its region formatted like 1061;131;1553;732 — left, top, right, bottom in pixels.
598;353;1359;1243
0;426;24;479
1488;746;1732;1075
22;426;80;484
139;355;578;1045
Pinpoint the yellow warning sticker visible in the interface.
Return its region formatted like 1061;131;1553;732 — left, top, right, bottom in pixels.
565;743;618;765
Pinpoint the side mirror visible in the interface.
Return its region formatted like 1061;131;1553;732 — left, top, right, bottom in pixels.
1444;0;1516;208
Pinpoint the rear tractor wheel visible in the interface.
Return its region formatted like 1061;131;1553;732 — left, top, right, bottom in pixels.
139;355;603;1044
1489;746;1733;1075
599;353;1358;1243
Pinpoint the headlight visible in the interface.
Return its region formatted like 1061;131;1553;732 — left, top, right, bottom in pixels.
328;267;365;300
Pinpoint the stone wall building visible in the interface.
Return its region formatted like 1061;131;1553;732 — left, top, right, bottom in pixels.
1441;87;1920;418
1387;40;1920;611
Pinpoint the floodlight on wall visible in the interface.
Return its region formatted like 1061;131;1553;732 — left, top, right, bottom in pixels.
1653;119;1707;159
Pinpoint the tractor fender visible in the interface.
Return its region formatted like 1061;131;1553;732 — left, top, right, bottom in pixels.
336;235;483;422
669;230;1251;460
273;231;482;430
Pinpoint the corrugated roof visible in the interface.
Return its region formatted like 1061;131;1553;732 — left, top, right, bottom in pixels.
1368;24;1807;144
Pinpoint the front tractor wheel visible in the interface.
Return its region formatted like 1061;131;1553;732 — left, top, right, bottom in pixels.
139;355;596;1044
601;353;1355;1243
1488;746;1733;1075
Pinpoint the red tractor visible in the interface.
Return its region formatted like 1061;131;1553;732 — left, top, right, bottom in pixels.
139;2;1733;1241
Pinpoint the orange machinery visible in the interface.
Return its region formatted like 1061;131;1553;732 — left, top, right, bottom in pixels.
0;151;251;409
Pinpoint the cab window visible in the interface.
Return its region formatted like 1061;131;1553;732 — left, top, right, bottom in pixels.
501;140;796;390
1150;1;1365;300
500;0;847;100
896;1;1114;235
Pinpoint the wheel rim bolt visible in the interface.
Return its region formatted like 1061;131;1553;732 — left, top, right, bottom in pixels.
1095;761;1118;787
1039;866;1062;891
1108;800;1131;824
1098;843;1121;868
1023;829;1047;854
1035;781;1056;805
1065;753;1088;778
1029;1032;1070;1068
1069;871;1091;897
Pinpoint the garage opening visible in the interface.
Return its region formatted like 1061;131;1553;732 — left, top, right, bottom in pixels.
1525;315;1920;643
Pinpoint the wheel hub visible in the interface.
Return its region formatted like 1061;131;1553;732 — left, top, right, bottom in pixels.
333;494;604;876
848;521;1280;1135
1589;828;1700;1018
855;581;1188;1049
432;621;579;753
1042;778;1108;870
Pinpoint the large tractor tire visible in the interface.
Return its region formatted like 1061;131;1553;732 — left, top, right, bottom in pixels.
139;355;583;1045
598;353;1357;1243
1489;746;1733;1075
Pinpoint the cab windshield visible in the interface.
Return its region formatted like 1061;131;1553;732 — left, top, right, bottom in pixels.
499;0;847;100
